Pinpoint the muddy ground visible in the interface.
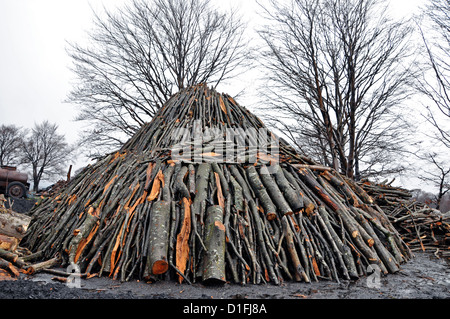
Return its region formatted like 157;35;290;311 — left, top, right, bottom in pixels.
0;198;448;312
0;251;448;300
3;196;36;213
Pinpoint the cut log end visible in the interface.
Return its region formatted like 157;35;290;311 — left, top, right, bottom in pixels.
152;260;169;275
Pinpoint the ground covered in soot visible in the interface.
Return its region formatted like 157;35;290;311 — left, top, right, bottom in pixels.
0;251;448;300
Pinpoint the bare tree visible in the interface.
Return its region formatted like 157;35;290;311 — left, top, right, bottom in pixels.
418;153;450;211
0;124;24;166
257;0;417;180
414;0;450;204
417;0;450;148
67;0;250;156
20;121;73;192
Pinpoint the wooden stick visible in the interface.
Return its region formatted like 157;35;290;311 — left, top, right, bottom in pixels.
25;255;60;275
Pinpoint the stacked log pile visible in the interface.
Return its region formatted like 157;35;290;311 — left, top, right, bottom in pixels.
37;180;69;197
22;84;410;285
359;181;450;259
0;247;60;281
0;195;59;280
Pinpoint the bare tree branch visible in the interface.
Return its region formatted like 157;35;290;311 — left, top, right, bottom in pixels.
67;0;251;157
257;0;417;180
0;125;24;167
19;121;73;192
416;0;450;149
418;153;450;210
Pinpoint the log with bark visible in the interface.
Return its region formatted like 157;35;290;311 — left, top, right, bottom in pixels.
21;84;411;285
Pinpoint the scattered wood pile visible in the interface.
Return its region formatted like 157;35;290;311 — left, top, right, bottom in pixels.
0;195;31;252
37;180;69;197
22;84;410;285
359;181;450;259
0;247;60;281
0;195;59;280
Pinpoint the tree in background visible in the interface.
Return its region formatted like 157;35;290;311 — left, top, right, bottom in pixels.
417;0;450;148
414;0;450;206
67;0;250;156
418;153;450;211
0;124;24;166
257;0;417;181
20;121;73;192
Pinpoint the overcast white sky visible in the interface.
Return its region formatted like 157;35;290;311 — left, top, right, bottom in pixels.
0;0;428;187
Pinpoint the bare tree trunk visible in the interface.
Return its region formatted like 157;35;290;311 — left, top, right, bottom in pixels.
20;121;72;192
67;0;250;157
257;0;416;180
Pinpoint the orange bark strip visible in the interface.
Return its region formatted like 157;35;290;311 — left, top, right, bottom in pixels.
347;242;360;257
103;175;118;195
8;263;20;278
227;96;237;106
314;186;340;211
93;202;103;218
0;268;16;281
238;223;245;237
219;96;227;114
289;215;300;232
312;257;321;276
176;198;191;283
74;223;99;264
144;162;155;190
74;239;86;264
124;183;140;210
147;170;164;201
214;172;225;208
214;220;226;232
110;220;126;274
108;151;120;164
68;194;77;205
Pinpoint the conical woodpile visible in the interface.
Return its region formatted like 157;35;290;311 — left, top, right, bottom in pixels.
23;83;410;285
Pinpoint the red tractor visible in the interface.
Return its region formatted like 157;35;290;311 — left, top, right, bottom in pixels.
0;166;29;198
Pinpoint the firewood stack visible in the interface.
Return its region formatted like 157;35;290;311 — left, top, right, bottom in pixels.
0;195;52;280
359;181;450;259
22;83;410;285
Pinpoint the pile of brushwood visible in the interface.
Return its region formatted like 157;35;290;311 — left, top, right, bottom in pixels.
0;195;59;281
360;181;450;259
22;84;411;285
